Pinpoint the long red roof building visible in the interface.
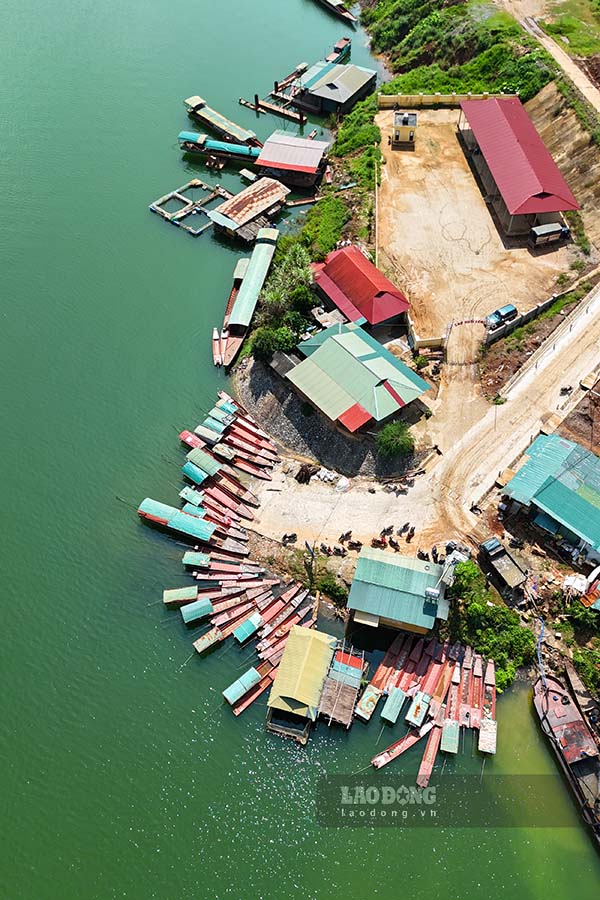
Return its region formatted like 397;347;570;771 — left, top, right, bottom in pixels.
459;97;579;216
312;246;409;325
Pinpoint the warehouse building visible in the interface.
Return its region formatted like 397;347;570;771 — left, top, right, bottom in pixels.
348;548;450;633
292;62;377;116
504;434;600;564
286;322;429;432
312;245;410;326
255;131;330;188
458;97;579;235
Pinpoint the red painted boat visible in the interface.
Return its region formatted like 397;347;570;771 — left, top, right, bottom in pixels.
228;424;277;455
458;646;474;727
384;636;415;692
232;665;278;716
223;432;277;462
397;638;425;692
429;659;455;719
470;655;484;729
179;430;205;449
370;633;406;691
372;721;434;769
212;327;223;367
202;486;254;520
416;704;446;788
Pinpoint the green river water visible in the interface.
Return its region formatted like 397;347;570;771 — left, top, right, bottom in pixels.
1;1;599;897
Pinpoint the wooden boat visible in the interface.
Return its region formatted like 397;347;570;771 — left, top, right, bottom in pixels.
370;633;406;691
397;638;424;691
478;660;497;754
416;704;446;788
565;661;600;740
324;36;352;63
372;721;434;769
384;636;415;693
220;259;250;360
428;658;455;719
228;423;277;454
179;430;204;449
470;655;484;729
441;661;462;754
212;328;222;367
312;0;357;24
458;646;474;727
533;674;600;846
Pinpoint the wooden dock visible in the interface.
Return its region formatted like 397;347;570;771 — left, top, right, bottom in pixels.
239;94;307;124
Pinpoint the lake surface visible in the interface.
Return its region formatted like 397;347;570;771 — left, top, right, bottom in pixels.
1;0;599;897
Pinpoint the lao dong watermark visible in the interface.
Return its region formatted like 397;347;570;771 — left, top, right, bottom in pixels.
317;775;578;828
338;783;437;823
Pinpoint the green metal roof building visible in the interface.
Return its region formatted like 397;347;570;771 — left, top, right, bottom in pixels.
348;548;450;633
286;322;429;432
504;434;600;556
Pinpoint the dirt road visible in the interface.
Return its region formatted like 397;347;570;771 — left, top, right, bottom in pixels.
251;283;600;549
519;15;600;112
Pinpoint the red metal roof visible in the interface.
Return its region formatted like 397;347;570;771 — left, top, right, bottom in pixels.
460;98;579;216
382;381;406;407
314;246;409;325
338;403;372;432
255;131;328;174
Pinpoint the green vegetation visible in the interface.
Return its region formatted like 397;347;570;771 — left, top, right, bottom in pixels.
363;0;556;101
565;209;592;254
540;0;600;57
317;574;349;607
555;78;600;146
447;560;535;691
573;647;600;693
502;283;590;351
376;420;415;457
414;354;429;370
300;194;352;260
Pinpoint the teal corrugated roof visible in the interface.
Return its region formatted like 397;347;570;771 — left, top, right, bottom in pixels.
181;596;214;625
182;460;208;485
182;551;210;568
381;687;406;723
505;435;600;550
179;486;203;507
233;611;264;643
348;548;447;629
290;322;428;423
186;447;221;476
228;229;278;328
168;511;216;542
223;667;261;705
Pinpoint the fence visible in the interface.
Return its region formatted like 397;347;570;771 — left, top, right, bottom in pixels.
407;314;444;350
483;294;564;347
377;92;519;109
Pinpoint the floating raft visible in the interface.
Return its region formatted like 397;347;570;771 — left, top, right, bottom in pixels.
184;96;261;146
354;684;382;722
149;179;232;236
318;646;364;728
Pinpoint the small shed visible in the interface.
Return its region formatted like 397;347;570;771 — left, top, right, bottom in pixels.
392;111;417;148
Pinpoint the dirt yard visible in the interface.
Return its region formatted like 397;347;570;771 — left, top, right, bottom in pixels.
558;378;600;453
376;109;569;340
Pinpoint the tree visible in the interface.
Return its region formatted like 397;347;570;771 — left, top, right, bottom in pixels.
252;326;296;359
376;420;415;458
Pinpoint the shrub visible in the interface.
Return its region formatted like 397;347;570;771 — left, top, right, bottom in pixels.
318;575;348;607
376;420;415;458
414;354;429;370
300;195;351;260
252;326;296;359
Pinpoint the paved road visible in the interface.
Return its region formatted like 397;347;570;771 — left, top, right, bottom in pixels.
252;284;600;549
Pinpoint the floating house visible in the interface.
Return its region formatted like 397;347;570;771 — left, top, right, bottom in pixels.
183;96;260;146
457;97;579;235
266;626;336;744
255;131;330;187
347;548;450;632
286;322;429;432
312;245;409;326
292;62;376;116
221;228;279;367
207;178;289;242
504;434;600;563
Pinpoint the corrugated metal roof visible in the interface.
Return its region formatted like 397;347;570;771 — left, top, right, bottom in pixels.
256;131;329;174
185;97;257;144
288;323;428;427
338;402;372;431
163;586;198;604
505;435;600;549
228;228;279;328
267;627;336;721
181;596;214;625
308;63;376;105
186;447;222;476
181;460;209;485
168;511;216;542
223;667;262;705
315;246;409;324
182;551;210;568
381;687;406;723
348;548;448;630
460;98;579;215
208;178;290;228
233;611;264;643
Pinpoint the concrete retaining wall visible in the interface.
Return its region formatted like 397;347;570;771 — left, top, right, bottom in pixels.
378;92;519;109
484;294;561;346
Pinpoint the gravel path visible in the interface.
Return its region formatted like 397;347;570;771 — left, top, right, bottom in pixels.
234;358;415;478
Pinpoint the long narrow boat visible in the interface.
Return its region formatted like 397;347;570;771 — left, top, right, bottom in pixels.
212;328;222;367
312;0;357;24
179;430;205;450
416;704;446;788
381;635;414;693
428;657;455;719
219;258;250;364
441;661;462;754
397;638;425;692
370;633;407;692
371;721;434;769
478;660;498;754
458;646;474;728
470;655;484;729
533;675;600;846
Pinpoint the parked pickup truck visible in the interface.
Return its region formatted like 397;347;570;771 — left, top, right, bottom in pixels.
480;537;528;597
486;304;518;331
